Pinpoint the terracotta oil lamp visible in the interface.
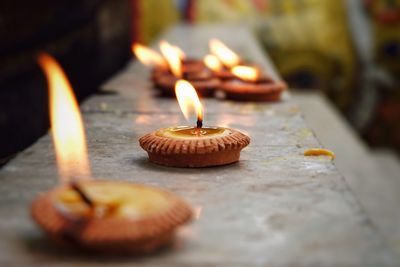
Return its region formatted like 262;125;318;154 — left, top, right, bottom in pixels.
221;65;287;102
133;42;219;97
132;43;169;82
139;80;250;167
31;53;192;254
154;41;220;97
208;39;265;82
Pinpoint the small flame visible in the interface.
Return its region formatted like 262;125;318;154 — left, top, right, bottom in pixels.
204;54;223;72
175;80;203;126
231;65;260;81
38;53;90;181
160;40;182;77
132;43;167;69
173;45;186;60
209;39;240;68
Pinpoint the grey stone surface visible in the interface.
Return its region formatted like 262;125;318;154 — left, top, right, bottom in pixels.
292;90;400;258
0;24;398;266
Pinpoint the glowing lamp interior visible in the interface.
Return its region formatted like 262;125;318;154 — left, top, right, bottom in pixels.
38;53;90;181
175;80;203;124
209;39;240;68
231;65;260;82
204;54;223;72
160;41;182;77
132;43;167;69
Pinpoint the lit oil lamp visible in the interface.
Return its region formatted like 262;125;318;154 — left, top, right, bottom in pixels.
151;41;220;97
209;38;263;81
139;80;250;167
220;65;287;102
133;42;217;98
31;53;192;254
131;43;169;83
168;42;205;74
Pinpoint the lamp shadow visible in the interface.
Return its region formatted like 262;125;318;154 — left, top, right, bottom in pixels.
132;156;243;175
22;230;172;263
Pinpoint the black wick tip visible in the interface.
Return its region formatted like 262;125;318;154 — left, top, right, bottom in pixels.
196;119;203;129
70;180;94;208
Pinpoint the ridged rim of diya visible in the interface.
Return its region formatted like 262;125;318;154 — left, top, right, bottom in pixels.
221;80;287;102
214;69;236;80
139;127;250;167
154;74;221;97
31;180;192;254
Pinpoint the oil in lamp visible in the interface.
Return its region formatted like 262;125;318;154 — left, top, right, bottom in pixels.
139;80;250;167
153;41;220;97
220;65;287;102
31;53;192;254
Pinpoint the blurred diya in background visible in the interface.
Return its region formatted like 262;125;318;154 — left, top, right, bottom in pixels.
208;39;239;81
133;41;220;97
221;65;287;102
131;43;169;82
139;80;250;167
32;53;192;254
208;38;262;81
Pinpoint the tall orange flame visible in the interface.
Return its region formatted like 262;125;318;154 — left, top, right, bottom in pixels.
38;53;90;181
175;80;203;125
132;43;167;69
159;40;182;77
231;65;260;81
209;39;240;68
204;54;223;72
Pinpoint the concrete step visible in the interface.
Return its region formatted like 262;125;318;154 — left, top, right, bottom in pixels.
373;149;400;189
291;90;400;258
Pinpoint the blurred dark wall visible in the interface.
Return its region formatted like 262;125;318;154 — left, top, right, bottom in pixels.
0;0;133;163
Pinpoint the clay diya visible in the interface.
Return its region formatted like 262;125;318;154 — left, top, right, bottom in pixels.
208;39;241;80
32;53;192;254
154;41;220;97
32;180;192;254
139;80;250;167
208;39;264;82
203;54;234;81
133;42;219;97
220;65;287;102
132;43;169;82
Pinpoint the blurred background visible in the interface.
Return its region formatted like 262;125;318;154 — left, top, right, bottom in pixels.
1;0;399;169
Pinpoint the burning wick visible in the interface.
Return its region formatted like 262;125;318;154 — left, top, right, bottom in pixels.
175;80;203;129
196;118;203;129
70;180;94;208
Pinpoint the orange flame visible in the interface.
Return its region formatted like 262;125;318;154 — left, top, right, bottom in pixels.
173;44;186;60
231;65;260;81
209;39;240;68
132;43;167;69
38;53;90;181
204;54;223;72
175;80;203;124
159;40;182;77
